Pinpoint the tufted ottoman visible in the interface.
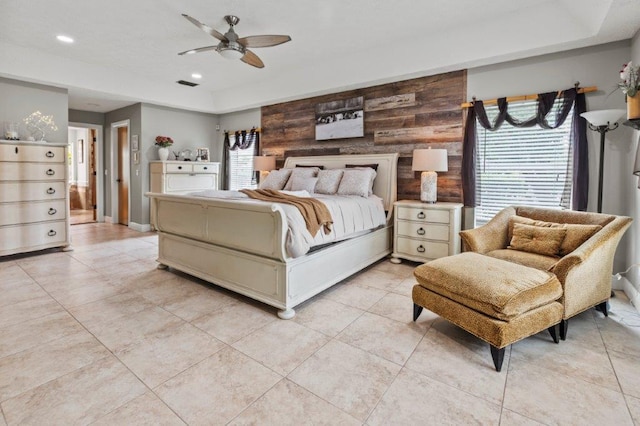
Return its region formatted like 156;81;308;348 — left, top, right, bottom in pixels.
412;252;563;371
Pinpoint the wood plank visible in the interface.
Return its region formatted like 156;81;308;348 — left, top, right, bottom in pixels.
365;93;416;112
374;125;462;145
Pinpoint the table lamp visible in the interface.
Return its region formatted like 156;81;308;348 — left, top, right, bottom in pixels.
253;155;276;184
412;148;448;203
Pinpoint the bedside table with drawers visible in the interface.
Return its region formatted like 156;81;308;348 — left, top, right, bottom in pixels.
390;200;463;263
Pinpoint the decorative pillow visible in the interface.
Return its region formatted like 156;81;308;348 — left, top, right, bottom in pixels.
508;215;602;256
337;169;373;197
509;223;566;257
283;167;320;191
315;169;344;194
259;169;292;190
296;164;325;170
345;163;378;171
290;176;318;193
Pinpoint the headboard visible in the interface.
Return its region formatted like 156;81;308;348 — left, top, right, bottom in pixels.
284;153;399;213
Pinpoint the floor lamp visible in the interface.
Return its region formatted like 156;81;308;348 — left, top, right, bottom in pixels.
580;109;625;213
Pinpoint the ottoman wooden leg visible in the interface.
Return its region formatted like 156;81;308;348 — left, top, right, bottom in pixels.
413;304;423;321
559;319;568;341
490;345;505;372
596;301;609;317
548;324;559;343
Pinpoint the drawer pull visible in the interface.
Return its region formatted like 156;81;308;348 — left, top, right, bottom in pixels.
177;166;183;170
203;166;208;170
417;227;426;236
48;208;57;215
46;169;55;176
46;151;55;158
48;230;57;237
417;245;426;253
417;211;426;219
46;187;56;194
15;147;18;154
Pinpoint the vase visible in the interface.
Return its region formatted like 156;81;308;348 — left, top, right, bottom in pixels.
158;147;169;161
628;94;640;120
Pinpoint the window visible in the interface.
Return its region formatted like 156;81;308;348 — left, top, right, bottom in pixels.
475;100;574;226
227;134;257;190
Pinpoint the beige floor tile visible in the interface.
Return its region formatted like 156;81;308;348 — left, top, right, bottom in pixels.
0;264;33;287
561;309;606;347
68;291;156;329
503;362;633;425
626;395;640;425
337;312;425;365
92;392;186;425
499;409;546;425
33;270;106;292
370;259;417;278
233;320;329;376
229;379;360;425
349;268;404;291
0;282;49;308
367;368;501;425
404;320;509;405
0;331;110;401
0;295;63;329
48;280;125;308
0;410;5;426
596;313;640;358
293;297;364;337
68;246;122;263
608;350;640;399
192;301;276;344
75;251;140;270
161;285;239;322
155;346;281;425
1;356;146;425
369;292;437;324
323;282;387;311
0;311;85;359
389;276;416;297
288;340;400;421
115;321;225;388
122;245;159;260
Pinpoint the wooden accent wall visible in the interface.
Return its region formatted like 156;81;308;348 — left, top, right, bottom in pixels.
261;70;466;202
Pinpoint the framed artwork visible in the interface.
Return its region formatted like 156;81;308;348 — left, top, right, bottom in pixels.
197;147;210;161
315;96;364;141
77;139;84;163
131;134;139;151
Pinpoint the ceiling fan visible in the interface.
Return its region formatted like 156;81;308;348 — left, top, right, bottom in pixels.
178;14;291;68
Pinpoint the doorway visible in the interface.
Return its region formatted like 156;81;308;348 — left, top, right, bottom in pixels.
111;120;130;226
68;125;99;225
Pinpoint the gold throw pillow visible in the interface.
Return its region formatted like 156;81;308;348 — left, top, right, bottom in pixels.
508;216;601;256
509;223;566;257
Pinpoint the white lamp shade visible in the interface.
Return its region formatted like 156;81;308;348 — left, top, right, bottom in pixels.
253;156;276;171
412;148;448;172
580;109;625;126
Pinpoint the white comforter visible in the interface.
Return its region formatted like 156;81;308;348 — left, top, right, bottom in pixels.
189;190;387;258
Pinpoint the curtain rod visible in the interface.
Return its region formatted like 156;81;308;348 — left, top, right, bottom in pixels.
224;127;261;134
460;86;598;109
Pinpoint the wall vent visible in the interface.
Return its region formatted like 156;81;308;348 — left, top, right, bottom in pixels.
177;80;199;87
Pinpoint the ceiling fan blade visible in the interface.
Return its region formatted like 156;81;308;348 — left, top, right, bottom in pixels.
182;14;227;42
241;49;265;68
237;35;291;48
177;45;219;56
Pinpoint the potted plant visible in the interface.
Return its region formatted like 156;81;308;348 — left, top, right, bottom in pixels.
155;136;173;161
619;62;640;119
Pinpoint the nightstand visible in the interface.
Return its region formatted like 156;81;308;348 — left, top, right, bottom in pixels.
390;200;463;263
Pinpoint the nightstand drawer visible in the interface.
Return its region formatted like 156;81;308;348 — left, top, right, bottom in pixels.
395;237;449;259
396;221;449;241
397;206;450;224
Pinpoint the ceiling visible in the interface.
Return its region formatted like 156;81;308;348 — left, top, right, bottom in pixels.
1;0;639;114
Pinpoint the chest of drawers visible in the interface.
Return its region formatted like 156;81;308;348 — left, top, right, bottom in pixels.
391;200;462;263
0;140;71;256
150;161;220;194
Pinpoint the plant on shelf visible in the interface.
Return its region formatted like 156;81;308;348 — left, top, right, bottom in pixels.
23;111;58;141
155;135;174;147
619;62;640;120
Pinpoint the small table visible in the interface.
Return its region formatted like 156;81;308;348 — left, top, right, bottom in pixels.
390;200;463;263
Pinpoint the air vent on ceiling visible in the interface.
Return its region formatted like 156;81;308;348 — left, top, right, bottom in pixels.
177;80;199;87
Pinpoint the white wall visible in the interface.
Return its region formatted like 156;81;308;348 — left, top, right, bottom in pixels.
467;40;635;273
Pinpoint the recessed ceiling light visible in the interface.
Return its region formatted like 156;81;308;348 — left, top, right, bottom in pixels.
56;35;74;43
191;73;202;79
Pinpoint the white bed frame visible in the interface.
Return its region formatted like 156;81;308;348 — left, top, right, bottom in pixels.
147;153;398;319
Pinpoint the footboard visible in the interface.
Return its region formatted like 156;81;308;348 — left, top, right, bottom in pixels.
147;193;289;262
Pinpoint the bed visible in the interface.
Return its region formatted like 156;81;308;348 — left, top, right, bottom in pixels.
146;153;398;319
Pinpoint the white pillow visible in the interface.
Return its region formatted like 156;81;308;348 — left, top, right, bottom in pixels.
290;176;318;193
315;169;344;194
346;167;377;195
259;169;292;190
337;169;373;197
283;167;320;191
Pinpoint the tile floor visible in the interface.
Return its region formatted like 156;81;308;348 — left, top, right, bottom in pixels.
1;222;640;425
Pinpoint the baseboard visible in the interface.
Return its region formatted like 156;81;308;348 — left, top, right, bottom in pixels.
128;222;152;233
621;277;640;314
104;216;113;223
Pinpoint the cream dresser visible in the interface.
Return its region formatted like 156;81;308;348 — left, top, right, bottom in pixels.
0;140;71;256
150;161;220;194
391;200;462;263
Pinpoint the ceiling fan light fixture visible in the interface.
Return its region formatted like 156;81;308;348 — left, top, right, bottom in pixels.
218;43;245;60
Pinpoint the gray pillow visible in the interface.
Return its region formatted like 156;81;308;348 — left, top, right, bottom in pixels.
291;176;318;193
315;169;344;194
337;169;373;197
259;169;292;190
283;167;320;190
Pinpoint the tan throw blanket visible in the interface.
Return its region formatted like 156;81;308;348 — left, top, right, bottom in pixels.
240;189;333;236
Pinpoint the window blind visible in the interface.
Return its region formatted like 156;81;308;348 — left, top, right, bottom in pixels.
475;100;574;226
228;135;257;190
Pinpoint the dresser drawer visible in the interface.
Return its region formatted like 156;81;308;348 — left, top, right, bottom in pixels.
0;221;67;253
396;221;449;241
193;163;218;173
165;174;217;192
0;144;64;163
0;200;67;226
0;181;66;202
395;236;449;260
397;206;450;224
166;163;193;173
0;163;66;181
